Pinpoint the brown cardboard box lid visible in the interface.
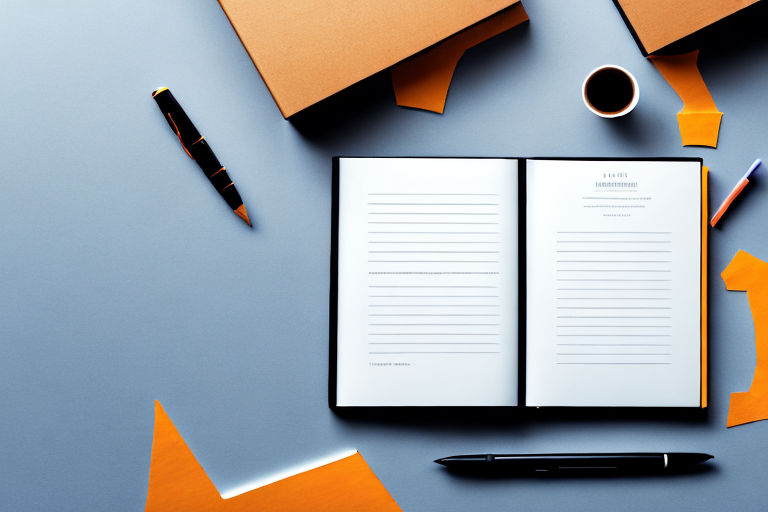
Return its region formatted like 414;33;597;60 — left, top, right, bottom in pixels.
615;0;761;55
217;0;520;117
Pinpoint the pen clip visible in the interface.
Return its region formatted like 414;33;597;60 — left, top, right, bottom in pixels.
167;113;194;159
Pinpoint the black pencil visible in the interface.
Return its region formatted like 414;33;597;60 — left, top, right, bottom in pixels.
152;87;252;227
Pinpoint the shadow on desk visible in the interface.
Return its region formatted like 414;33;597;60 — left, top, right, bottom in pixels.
658;1;768;59
288;70;395;145
332;406;709;433
288;21;532;143
287;3;767;143
439;463;718;481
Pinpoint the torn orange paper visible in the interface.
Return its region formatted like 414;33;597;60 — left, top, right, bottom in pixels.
391;3;529;114
145;402;401;512
721;251;768;427
648;50;723;148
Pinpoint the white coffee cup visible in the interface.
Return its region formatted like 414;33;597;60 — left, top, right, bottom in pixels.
582;65;639;118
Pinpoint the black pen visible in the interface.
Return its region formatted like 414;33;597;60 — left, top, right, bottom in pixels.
435;453;713;472
152;87;252;227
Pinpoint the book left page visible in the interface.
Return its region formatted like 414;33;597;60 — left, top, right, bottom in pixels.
335;158;519;406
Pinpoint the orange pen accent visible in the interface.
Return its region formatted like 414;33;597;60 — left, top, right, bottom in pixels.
710;179;748;227
166;113;194;159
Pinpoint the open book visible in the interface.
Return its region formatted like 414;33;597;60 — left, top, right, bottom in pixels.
330;157;707;408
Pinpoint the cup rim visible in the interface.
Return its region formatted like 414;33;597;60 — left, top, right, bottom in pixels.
582;65;639;118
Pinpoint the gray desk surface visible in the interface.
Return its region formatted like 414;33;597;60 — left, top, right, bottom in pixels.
2;1;768;510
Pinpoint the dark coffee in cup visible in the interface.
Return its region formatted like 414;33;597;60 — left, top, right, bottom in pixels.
585;68;634;114
582;65;639;118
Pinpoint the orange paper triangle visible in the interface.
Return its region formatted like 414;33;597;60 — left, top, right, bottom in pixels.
721;251;768;427
145;402;401;511
649;50;723;148
391;3;529;114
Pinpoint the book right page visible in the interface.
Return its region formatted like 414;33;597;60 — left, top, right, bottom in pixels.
526;159;701;407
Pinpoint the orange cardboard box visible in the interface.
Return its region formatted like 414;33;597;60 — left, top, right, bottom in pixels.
217;0;520;117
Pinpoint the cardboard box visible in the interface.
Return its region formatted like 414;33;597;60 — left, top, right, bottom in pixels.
217;0;520;117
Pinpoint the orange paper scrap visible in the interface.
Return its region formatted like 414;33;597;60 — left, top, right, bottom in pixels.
721;251;768;427
391;3;529;114
649;51;723;148
145;402;401;512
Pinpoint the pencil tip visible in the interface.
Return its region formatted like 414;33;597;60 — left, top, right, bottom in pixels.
234;205;252;227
